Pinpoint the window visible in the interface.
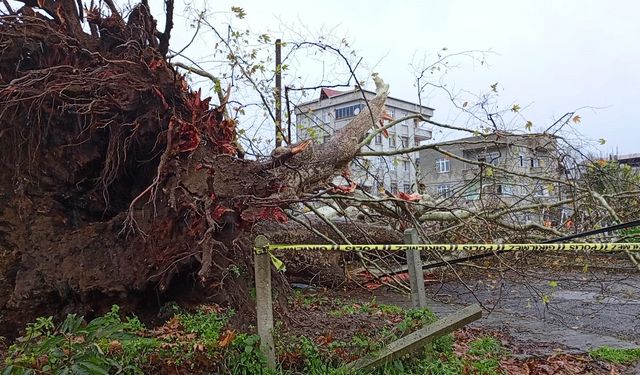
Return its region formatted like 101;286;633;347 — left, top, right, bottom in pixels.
496;184;513;196
504;184;513;195
437;184;452;198
531;158;541;168
534;183;549;197
488;152;500;165
402;160;410;171
479;152;500;165
464;183;480;201
401;136;409;148
335;104;364;120
403;183;411;193
436;158;450;173
390;182;398;194
415;137;420;146
519;153;525;167
375;133;382;145
375;156;384;169
389;135;396;147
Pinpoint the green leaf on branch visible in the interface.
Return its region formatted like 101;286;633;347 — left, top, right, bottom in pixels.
485;167;494;177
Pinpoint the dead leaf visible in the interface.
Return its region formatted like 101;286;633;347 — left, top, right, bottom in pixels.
218;329;236;348
396;192;422;202
108;340;123;354
331;182;357;194
315;335;334;345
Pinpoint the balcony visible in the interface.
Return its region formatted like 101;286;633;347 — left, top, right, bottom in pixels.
414;127;432;141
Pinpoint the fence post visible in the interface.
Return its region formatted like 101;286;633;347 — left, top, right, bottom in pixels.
254;235;276;369
404;228;427;308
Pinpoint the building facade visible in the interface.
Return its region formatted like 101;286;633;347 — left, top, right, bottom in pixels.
295;88;434;194
418;133;567;223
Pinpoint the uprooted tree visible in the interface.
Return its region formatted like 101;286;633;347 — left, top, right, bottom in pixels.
0;0;401;334
1;0;638;338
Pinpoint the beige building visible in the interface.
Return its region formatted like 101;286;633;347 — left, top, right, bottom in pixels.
295;88;434;194
418;133;568;223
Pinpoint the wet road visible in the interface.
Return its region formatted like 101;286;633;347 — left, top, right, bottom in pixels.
375;265;640;355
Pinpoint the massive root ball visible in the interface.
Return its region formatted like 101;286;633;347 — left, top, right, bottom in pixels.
0;0;393;337
0;0;245;335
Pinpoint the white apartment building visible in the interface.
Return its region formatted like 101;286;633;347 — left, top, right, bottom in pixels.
295;87;434;194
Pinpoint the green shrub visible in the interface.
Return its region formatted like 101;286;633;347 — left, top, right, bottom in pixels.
3;306;154;375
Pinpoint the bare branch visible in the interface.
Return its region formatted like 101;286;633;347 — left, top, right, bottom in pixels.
158;0;174;56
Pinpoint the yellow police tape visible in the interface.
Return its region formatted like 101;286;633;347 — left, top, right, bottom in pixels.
254;242;640;254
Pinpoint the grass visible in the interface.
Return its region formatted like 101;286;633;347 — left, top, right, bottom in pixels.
589;346;640;365
468;336;508;358
328;298;407;317
1;301;517;375
463;336;508;375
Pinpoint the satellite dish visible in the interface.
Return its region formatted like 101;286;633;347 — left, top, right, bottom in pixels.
353;107;361;115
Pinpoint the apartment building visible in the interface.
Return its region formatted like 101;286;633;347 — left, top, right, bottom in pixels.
419;133;566;223
295;87;434;194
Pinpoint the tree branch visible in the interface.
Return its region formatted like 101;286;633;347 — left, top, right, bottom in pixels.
158;0;174;56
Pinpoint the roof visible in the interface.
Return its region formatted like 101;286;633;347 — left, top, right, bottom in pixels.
615;153;640;161
298;87;436;112
319;88;344;99
434;132;556;143
425;132;558;151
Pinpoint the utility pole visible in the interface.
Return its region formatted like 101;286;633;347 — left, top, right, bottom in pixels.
275;39;283;147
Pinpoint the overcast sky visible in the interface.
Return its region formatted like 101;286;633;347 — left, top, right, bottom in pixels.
152;0;639;155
